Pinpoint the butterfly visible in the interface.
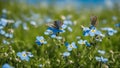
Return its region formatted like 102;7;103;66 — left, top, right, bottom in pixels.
46;20;63;29
90;16;98;26
53;20;63;29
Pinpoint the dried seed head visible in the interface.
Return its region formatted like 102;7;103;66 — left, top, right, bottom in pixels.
61;15;66;20
8;29;14;33
57;59;60;63
109;50;114;54
90;16;98;26
80;25;84;29
4;52;8;57
9;57;12;60
69;60;74;64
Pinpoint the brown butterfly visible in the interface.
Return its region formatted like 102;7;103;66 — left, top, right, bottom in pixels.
53;20;63;29
90;16;98;26
46;20;63;29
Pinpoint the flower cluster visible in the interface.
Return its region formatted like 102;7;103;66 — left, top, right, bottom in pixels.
95;56;108;63
61;19;73;32
0;13;14;45
95;50;108;63
101;27;117;36
0;18;14;38
82;25;103;37
78;39;91;46
1;13;118;67
44;20;63;38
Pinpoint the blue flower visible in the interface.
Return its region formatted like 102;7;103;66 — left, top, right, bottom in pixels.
27;52;34;57
44;27;63;38
78;40;86;45
95;56;108;63
48;27;63;34
85;40;91;47
44;29;53;35
23;23;29;30
61;24;67;29
30;21;37;26
98;50;105;55
45;17;52;23
108;30;117;36
66;42;77;51
78;40;91;47
2;9;7;14
63;20;72;25
101;27;117;36
2;40;10;45
63;52;70;57
82;27;90;36
67;27;72;32
4;33;13;38
36;36;47;45
13;20;21;28
51;34;56;38
112;16;117;21
2;63;14;68
89;26;101;36
61;20;73;32
0;29;5;35
44;20;64;38
65;42;69;47
17;51;33;61
115;23;120;27
0;18;8;29
82;25;102;37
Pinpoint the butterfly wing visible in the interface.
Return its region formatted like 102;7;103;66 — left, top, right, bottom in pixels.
90;16;98;26
53;20;63;29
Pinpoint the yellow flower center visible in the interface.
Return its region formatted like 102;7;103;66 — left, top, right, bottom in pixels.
40;39;44;43
91;29;95;33
22;53;27;57
69;45;73;48
49;30;53;34
82;41;85;44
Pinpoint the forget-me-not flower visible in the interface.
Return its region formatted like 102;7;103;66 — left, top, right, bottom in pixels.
17;51;33;61
0;18;8;29
63;52;70;57
78;39;91;47
65;42;77;51
101;27;117;36
95;56;108;63
2;63;14;68
98;50;105;55
36;36;47;45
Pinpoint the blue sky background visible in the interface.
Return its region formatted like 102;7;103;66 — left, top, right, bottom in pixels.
1;0;119;10
24;0;119;5
21;0;120;8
